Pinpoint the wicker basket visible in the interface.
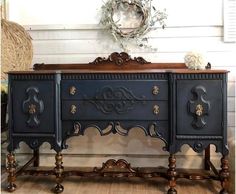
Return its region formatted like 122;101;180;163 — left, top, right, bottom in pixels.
1;19;33;80
1;19;33;131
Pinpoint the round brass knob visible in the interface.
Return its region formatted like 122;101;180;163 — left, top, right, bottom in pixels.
70;105;77;114
153;105;159;115
69;86;76;95
152;86;159;95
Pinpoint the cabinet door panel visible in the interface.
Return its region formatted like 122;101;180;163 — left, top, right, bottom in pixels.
12;81;55;133
176;80;223;136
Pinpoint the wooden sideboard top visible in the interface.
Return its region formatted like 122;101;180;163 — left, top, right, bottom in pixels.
7;52;229;74
8;68;229;74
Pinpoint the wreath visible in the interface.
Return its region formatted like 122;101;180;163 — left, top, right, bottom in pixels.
100;0;167;51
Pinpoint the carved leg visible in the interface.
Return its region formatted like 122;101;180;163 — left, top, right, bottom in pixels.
167;154;177;194
204;145;210;170
54;152;64;193
6;152;17;192
33;149;40;167
219;155;229;194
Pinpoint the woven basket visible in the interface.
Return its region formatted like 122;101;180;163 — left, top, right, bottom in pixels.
1;19;33;80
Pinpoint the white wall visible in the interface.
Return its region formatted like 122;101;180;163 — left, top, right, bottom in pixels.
4;0;235;170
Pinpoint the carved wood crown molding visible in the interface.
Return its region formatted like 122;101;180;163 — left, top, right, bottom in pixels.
89;52;150;66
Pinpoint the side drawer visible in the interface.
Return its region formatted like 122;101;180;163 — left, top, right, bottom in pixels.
61;80;168;100
62;100;168;121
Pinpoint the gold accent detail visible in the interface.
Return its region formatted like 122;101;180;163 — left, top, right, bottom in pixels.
28;104;36;114
153;105;159;115
152;86;159;95
69;86;76;95
70;105;77;114
195;104;203;116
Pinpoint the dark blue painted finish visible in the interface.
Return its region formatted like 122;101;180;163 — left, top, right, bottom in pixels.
12;81;55;133
61;120;169;150
61;100;168;121
7;72;228;155
176;80;222;135
169;73;228;155
7;74;62;152
61;80;168;100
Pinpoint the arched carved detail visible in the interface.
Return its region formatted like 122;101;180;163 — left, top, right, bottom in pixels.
22;87;44;128
62;121;168;150
172;142;229;155
89;52;150;66
188;85;210;129
7;139;62;152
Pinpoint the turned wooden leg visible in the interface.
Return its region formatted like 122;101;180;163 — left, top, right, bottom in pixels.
204;145;210;170
33;149;40;167
167;154;177;194
219;155;229;194
54;152;64;193
6;152;17;192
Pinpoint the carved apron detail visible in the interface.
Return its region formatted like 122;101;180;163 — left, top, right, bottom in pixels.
69;121;168;151
22;87;44;127
188;85;210;129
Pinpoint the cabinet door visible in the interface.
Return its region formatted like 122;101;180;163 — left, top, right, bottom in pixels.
11;81;55;134
176;80;223;136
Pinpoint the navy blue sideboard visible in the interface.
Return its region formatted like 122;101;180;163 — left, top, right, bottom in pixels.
6;53;230;194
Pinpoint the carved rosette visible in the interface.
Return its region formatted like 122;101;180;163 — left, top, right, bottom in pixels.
22;87;44;127
89;52;150;66
188;85;210;129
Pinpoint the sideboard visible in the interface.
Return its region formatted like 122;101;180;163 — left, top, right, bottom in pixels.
6;52;230;194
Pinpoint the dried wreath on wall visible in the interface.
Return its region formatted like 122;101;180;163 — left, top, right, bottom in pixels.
100;0;167;51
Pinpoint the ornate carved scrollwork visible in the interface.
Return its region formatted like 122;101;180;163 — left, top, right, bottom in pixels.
94;159;135;173
149;122;168;151
188;85;210;129
89;52;150;66
65;121;168;151
22;87;44;127
86;86;146;114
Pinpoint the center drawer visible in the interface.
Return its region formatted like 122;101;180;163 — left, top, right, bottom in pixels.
61;80;168;101
62;100;168;121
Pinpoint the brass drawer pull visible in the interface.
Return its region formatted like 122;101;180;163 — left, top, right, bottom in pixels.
70;105;77;114
28;104;36;114
69;86;76;95
152;86;159;95
153;105;159;115
195;104;203;116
